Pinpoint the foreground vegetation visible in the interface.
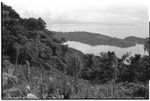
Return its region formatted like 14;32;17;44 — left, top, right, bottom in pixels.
2;3;149;99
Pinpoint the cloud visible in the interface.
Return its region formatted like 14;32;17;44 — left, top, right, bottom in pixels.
2;0;148;25
44;6;147;25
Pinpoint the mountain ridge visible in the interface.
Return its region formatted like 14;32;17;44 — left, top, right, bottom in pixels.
54;31;148;48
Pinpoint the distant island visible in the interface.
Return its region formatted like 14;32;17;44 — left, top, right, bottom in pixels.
54;31;148;48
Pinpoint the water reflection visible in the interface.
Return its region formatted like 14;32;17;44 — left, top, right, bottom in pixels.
64;41;148;58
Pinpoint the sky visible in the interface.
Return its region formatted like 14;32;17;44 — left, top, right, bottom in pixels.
2;0;150;38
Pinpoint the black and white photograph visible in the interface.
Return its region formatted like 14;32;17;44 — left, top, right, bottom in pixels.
1;0;150;99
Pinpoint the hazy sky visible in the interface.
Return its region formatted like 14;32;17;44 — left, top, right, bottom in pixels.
2;0;150;38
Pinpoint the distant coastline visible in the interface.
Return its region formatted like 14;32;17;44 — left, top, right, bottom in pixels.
54;31;149;48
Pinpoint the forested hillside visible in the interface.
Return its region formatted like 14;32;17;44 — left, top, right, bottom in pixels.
2;3;150;99
54;31;148;47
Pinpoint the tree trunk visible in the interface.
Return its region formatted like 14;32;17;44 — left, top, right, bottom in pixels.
15;49;19;65
113;56;118;95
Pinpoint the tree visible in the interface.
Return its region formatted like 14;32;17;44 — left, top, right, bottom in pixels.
117;52;131;82
2;2;20;19
21;17;46;31
65;53;83;78
144;39;149;54
99;51;118;82
37;17;46;30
